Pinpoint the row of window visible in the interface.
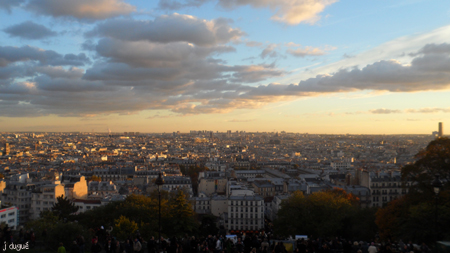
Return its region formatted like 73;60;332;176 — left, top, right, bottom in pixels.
230;207;263;213
35;201;54;205
229;220;263;225
0;212;16;218
230;214;261;218
229;201;262;206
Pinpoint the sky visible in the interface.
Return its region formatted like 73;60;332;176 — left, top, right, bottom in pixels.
0;0;449;134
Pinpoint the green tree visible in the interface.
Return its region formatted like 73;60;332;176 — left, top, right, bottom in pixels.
376;138;450;244
52;195;79;220
274;189;359;238
166;190;198;236
114;215;138;240
198;214;219;237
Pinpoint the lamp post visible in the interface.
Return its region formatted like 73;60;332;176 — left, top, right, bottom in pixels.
155;170;164;253
431;174;442;248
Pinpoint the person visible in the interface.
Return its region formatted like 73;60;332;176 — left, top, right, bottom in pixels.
114;240;123;253
216;237;223;253
368;243;377;253
77;235;86;253
148;236;156;253
58;242;67;253
236;238;245;253
134;238;142;253
124;239;133;253
105;238;115;253
91;239;102;253
261;239;269;253
70;241;80;253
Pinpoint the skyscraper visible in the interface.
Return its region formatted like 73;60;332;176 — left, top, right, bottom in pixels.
4;143;10;155
439;122;443;137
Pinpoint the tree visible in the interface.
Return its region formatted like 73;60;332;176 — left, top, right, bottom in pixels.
402;137;450;198
198;214;219;237
114;216;138;240
166;190;198;236
274;189;359;238
52;195;79;220
376;138;450;244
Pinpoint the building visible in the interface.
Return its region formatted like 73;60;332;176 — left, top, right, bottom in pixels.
1;182;34;225
227;195;264;231
439;122;443;137
0;206;18;229
198;177;227;196
30;183;65;220
4;143;10;155
63;175;88;200
162;176;193;197
252;180;275;197
73;199;102;213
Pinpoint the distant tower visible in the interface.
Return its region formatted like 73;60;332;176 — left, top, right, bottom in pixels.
439;122;443;137
4;143;10;155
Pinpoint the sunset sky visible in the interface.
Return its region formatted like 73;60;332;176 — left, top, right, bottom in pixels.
0;0;449;134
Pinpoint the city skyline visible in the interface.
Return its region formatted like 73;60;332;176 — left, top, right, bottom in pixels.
1;1;450;134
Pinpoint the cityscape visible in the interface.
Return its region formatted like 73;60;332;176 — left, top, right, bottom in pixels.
1;0;450;252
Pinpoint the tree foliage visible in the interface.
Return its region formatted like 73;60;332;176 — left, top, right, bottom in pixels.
114;215;139;240
274;189;363;238
52;195;79;220
75;191;196;239
376;138;450;244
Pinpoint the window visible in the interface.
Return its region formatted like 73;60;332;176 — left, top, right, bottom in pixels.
1;214;5;218
8;219;14;223
8;212;14;216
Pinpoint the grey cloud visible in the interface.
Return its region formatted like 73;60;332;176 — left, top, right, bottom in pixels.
86;14;244;47
246;41;263;47
410;43;450;56
369;109;401;114
158;0;210;9
406;107;450;113
26;0;135;20
260;44;278;59
0;0;25;13
3;21;57;40
0;45;90;67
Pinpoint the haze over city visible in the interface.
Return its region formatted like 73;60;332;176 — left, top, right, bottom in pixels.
1;0;449;134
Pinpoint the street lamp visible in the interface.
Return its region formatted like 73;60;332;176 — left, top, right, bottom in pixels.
431;174;442;246
155;170;164;253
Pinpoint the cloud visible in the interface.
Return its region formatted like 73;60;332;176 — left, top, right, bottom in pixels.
286;43;335;57
3;21;57;40
260;44;278;59
158;0;337;25
86;14;244;47
26;0;135;20
0;0;25;13
369;108;401;114
287;46;326;57
0;45;90;67
246;41;263;47
217;0;338;25
158;0;210;9
406;107;450;113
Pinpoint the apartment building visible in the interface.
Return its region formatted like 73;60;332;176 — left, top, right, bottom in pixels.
227;195;264;231
30;183;65;220
1;182;34;225
0;206;18;229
